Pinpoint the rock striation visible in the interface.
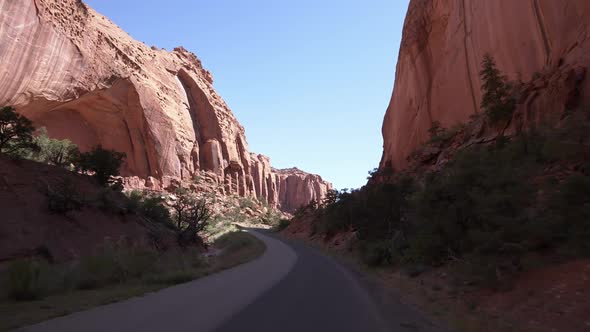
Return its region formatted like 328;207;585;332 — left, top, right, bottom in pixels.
274;167;332;213
0;0;331;212
381;0;590;170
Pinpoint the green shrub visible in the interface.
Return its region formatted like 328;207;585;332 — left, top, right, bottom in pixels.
148;271;195;285
480;54;516;125
95;188;123;213
171;191;211;247
75;252;123;289
260;209;281;226
427;121;460;143
116;249;158;279
73;246;162;290
274;219;290;232
238;197;256;210
32;128;79;167
225;207;247;224
44;178;84;214
359;240;394;267
543;175;590;256
0;106;37;157
307;109;590;288
406;141;534;267
5;260;50;301
215;232;252;252
134;192;175;229
125;190;143;214
75;145;126;187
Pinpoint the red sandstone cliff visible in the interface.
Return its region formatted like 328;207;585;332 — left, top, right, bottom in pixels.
381;0;590;170
0;0;331;211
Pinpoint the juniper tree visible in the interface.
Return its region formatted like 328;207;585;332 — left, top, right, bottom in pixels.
480;54;516;125
0;106;37;156
75;145;126;187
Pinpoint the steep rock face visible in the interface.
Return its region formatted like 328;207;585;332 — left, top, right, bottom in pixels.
0;0;330;211
249;157;332;213
275;168;332;213
381;0;590;170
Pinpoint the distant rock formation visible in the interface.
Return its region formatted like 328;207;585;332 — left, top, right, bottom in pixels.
274;167;332;213
0;0;331;211
381;0;590;171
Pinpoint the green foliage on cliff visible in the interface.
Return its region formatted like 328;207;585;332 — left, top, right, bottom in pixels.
0;106;37;157
304;107;590;288
75;145;126;187
480;54;517;125
32;128;79;167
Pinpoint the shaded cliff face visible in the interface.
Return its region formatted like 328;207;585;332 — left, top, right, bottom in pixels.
381;0;590;170
0;0;331;211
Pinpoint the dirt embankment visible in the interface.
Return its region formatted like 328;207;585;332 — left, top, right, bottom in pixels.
0;156;176;263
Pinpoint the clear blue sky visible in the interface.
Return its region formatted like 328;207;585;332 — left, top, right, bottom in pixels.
85;0;409;190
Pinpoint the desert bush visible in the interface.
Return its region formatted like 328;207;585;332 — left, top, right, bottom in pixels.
127;191;175;229
74;244;157;289
75;251;123;289
358;240;394;267
260;209;281;226
407;141;534;267
141;196;172;226
542;175;590;256
75;145;126;187
293;200;318;219
125;190;143;214
32;128;79;167
116;249;158;279
94;188;125;213
4;260;51;301
274;219;290;232
148;271;196;285
216;232;253;253
44;178;84;214
230;207;247;223
428;122;466;144
238;197;256;210
170;189;210;247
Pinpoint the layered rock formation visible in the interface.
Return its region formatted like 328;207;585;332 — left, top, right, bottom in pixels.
0;0;331;211
381;0;590;170
274;167;332;213
248;155;331;212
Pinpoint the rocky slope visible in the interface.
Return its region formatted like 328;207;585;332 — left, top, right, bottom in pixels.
381;0;590;170
0;156;178;263
0;0;330;211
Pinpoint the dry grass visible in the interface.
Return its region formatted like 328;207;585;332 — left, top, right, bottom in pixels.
0;231;265;331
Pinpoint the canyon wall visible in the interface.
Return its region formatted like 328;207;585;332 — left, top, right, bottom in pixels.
381;0;590;170
0;0;331;211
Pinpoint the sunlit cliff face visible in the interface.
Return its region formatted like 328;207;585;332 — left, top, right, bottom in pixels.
380;0;590;171
0;0;331;211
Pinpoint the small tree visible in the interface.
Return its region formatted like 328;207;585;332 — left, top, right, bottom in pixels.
321;189;339;207
33;128;79;167
171;188;194;229
0;106;37;156
480;54;516;125
75;145;126;187
172;189;211;247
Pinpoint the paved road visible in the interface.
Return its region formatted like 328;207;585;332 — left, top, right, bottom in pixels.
20;230;445;332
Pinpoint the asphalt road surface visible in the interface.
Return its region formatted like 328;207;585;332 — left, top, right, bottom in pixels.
20;230;446;332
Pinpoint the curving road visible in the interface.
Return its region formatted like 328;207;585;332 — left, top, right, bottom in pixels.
19;230;445;332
